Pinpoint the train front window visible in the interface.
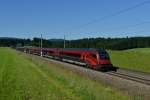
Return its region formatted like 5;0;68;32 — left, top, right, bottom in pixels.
99;50;109;59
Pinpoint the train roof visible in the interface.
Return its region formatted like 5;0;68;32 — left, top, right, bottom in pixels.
17;47;107;52
62;48;106;52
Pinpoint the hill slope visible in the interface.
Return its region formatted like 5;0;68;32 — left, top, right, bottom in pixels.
109;48;150;73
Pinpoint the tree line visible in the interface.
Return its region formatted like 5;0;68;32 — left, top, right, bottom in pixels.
0;36;150;50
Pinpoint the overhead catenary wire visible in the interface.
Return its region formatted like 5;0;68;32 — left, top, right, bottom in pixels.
14;0;150;39
69;0;150;32
118;21;150;30
108;21;150;33
47;20;150;37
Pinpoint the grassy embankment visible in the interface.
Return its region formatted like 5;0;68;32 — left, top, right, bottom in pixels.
109;48;150;73
0;48;132;100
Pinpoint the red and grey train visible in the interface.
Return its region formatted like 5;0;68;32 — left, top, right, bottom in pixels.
17;47;113;71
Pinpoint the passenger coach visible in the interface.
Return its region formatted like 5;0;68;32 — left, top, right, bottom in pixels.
17;47;113;71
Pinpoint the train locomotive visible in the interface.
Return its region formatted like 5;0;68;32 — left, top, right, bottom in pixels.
17;47;113;71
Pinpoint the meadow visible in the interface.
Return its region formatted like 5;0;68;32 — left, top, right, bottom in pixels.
109;48;150;73
0;48;132;100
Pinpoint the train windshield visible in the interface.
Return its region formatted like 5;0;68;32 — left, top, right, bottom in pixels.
98;50;109;59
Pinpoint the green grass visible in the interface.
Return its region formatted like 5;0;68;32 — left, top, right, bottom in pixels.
0;48;133;100
108;48;150;73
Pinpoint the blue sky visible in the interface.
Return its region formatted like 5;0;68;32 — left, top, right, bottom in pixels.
0;0;150;39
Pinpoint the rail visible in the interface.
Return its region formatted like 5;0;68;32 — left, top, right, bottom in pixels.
106;71;150;85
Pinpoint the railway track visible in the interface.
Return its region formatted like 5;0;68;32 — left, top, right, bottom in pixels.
18;51;150;98
18;49;150;86
106;71;150;85
29;52;150;86
41;53;150;86
45;53;150;86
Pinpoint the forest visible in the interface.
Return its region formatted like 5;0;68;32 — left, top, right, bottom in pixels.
0;36;150;50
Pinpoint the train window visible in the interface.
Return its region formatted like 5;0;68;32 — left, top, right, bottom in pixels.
63;53;81;58
99;50;109;59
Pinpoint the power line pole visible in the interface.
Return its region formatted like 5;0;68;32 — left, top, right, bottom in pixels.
64;35;66;48
40;34;43;56
88;37;89;48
